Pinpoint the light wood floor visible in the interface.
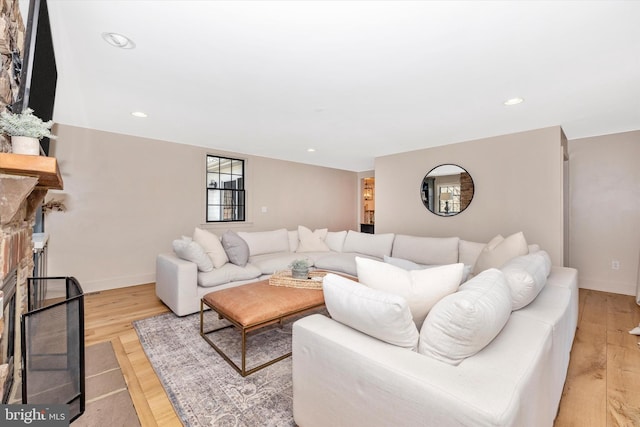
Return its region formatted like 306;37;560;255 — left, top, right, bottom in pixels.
84;283;640;427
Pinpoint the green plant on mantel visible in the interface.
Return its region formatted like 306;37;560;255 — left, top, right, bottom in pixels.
0;108;57;139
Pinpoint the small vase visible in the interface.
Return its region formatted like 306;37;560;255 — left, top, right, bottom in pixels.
291;267;309;279
11;136;41;155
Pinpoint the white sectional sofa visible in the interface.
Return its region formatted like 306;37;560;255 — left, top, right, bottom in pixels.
292;263;578;427
156;226;495;316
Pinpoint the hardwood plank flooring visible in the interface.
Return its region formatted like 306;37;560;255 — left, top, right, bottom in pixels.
84;283;640;427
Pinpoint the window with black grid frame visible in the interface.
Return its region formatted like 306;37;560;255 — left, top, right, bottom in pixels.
206;155;245;222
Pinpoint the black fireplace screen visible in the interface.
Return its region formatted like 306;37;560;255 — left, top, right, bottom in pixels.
21;277;85;422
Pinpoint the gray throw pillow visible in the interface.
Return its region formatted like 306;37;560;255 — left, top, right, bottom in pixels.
221;230;250;267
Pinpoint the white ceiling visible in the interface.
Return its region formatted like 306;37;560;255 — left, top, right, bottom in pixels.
42;1;640;172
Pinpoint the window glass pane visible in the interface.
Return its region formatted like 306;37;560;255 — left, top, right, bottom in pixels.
207;205;221;221
207;156;220;173
231;159;243;176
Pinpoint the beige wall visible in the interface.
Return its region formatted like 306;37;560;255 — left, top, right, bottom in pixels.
374;126;566;265
569;130;640;295
47;125;358;292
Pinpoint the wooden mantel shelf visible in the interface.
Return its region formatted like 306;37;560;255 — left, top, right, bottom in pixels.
0;153;63;190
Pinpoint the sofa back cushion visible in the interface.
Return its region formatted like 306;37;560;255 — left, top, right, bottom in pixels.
323;273;419;350
418;268;512;365
356;257;464;328
237;228;290;256
342;230;394;258
392;235;460;265
501;250;552;310
325;230;347;252
458;239;486;269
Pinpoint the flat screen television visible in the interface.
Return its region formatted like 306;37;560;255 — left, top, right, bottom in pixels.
13;0;57;155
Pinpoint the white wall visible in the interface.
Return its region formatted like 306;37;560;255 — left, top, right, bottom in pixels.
47;125;357;292
374;126;566;265
569;130;640;295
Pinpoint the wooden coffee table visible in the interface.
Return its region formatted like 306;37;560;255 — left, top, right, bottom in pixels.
199;279;325;376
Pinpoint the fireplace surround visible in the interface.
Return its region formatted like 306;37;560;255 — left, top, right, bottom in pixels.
0;154;63;403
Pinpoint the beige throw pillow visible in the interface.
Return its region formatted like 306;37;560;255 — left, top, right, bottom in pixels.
323;273;420;350
296;225;330;252
356;257;464;328
193;227;228;269
473;232;528;275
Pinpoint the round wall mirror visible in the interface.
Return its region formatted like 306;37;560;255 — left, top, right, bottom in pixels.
420;164;474;216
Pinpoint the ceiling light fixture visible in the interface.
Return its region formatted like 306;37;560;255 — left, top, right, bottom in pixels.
503;97;524;106
131;111;148;118
101;32;136;49
307;148;316;153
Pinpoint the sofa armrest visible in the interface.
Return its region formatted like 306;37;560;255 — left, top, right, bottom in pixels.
155;253;199;316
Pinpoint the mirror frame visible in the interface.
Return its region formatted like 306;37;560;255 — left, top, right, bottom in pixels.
420;164;474;217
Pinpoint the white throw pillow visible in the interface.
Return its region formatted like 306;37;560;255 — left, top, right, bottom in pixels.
418;268;512;365
323;273;419;350
324;230;347;252
193;228;228;269
237;228;289;256
296;225;330;252
501;250;552;310
473;231;529;275
342;230;395;258
383;256;474;283
172;236;214;272
356;257;464;328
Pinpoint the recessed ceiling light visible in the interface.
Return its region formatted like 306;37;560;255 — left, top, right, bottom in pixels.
503;97;524;106
307;148;316;152
102;32;136;49
131;111;147;118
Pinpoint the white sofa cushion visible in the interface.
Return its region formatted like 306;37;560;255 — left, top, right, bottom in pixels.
418;268;512;365
342;230;395;258
288;230;299;252
192;228;228;269
501;250;552;310
458;239;486;269
197;262;262;287
392;235;460;265
313;253;374;276
325;230;347;252
356;257;464;328
237;228;290;256
473;232;529;274
296;226;330;252
172;237;213;272
323;273;419;350
221;230;250;267
383;255;423;270
249;252;309;275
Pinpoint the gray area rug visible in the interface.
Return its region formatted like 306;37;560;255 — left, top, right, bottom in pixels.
133;310;322;426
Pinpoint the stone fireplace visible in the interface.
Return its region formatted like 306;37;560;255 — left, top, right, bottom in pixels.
0;153;62;402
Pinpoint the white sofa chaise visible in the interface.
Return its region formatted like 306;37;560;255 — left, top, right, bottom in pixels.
292;265;578;427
